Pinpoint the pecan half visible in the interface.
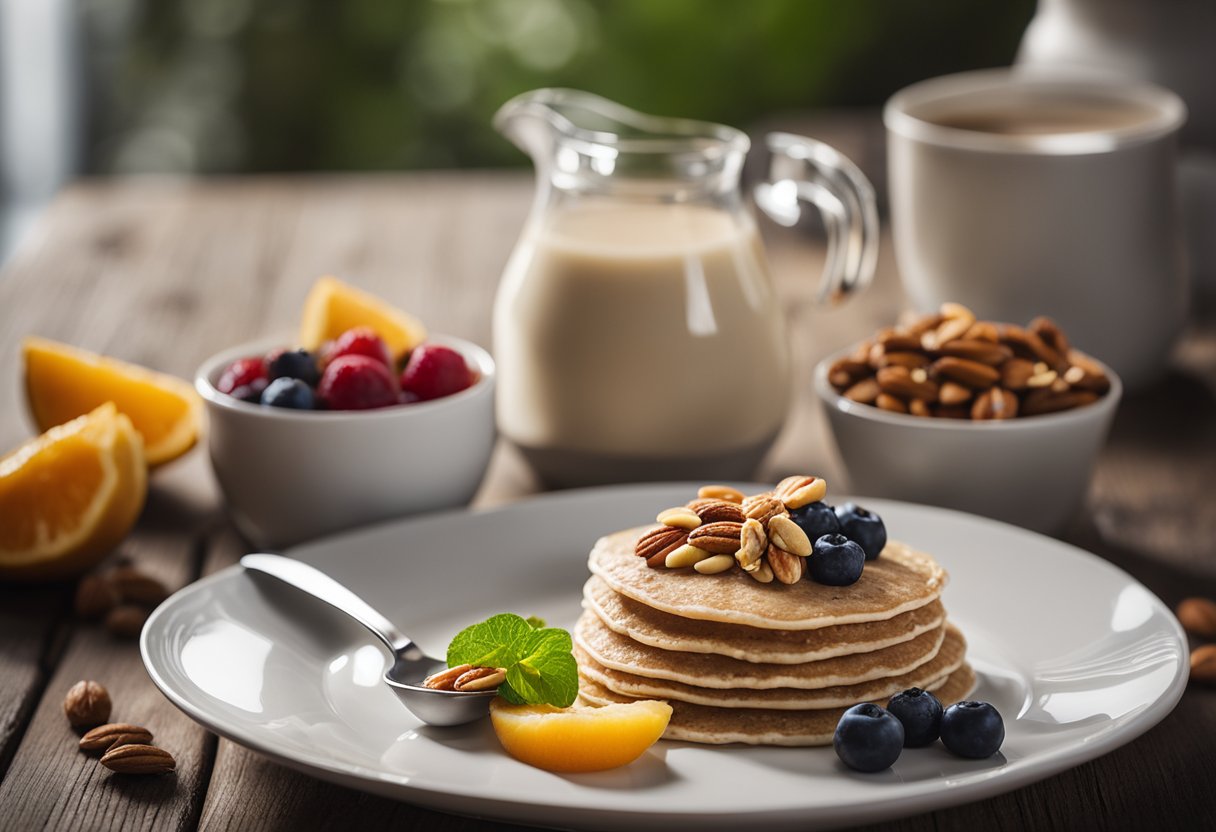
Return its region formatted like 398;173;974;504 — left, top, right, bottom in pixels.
774;476;827;510
742;492;786;525
80;723;153;754
767;544;804;585
99;744;175;775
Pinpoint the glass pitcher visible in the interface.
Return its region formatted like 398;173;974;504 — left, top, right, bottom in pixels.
493;89;877;487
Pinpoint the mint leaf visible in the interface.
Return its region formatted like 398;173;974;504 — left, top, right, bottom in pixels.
446;613;533;669
504;628;578;708
444;613;578;708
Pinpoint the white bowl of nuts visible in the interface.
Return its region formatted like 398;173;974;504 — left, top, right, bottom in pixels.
813;305;1122;534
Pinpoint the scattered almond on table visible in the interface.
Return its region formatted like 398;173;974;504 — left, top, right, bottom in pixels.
63;680;176;775
73;559;171;639
828;304;1111;420
1176;597;1216;685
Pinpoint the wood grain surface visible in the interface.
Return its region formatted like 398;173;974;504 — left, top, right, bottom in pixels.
1;126;1214;831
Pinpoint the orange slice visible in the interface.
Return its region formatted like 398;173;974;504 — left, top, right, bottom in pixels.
489;698;672;773
0;403;147;581
23;337;202;467
299;275;427;358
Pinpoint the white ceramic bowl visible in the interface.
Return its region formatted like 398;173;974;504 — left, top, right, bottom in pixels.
196;335;496;549
813;349;1121;534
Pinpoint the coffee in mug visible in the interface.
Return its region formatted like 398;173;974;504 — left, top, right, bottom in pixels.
885;70;1187;390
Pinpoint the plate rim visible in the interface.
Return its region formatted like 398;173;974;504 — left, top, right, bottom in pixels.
140;484;1190;829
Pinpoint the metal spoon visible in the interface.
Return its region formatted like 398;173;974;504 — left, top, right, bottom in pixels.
240;553;496;727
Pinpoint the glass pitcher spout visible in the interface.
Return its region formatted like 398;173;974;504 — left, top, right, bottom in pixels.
493;89;750;197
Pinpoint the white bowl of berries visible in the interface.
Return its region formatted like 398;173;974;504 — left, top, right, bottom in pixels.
196;328;496;549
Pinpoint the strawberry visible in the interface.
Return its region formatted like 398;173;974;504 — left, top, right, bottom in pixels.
399;344;473;402
317;355;398;410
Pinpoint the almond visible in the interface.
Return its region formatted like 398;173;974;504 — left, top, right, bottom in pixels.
665;544;712;569
938;381;973;406
963;320;999;343
688;498;745;524
843;377;881;404
932;356;1000;388
99;743;176;775
876;393;907;413
1000;357;1036;391
876;365;939;401
1022;388;1099;416
1190;644;1216;685
79;723;153;754
767;544;804;585
971;387;1019;420
688;521;744;554
774;476;827;510
877;331;924;352
74;574;119;619
937;339;1013;365
635;526;689;568
64;680;111;728
1065;350;1112;394
828;357;870;388
1177;597;1216;639
873;350;931;370
111;567;170;606
1029;316;1070;355
999;324;1067;371
105;604;150;638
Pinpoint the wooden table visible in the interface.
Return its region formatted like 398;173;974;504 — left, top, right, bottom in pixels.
2;151;1215;830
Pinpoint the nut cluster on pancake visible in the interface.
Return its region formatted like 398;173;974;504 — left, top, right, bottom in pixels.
634;476;853;585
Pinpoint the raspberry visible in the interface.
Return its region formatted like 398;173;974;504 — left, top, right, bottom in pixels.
317;355;398;410
399;344;474;402
323;326;392;368
218;357;268;402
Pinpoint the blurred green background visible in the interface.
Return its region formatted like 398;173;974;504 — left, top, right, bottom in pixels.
82;0;1035;174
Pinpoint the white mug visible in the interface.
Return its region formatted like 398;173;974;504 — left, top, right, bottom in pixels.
885;69;1187;390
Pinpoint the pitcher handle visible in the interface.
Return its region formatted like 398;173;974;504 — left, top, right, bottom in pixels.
754;132;879;304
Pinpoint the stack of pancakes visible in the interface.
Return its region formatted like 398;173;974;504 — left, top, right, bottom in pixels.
575;528;974;746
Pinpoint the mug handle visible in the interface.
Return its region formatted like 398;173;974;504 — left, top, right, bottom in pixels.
754;132;879;304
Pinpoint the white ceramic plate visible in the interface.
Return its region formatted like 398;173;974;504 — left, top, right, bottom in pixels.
142;485;1188;831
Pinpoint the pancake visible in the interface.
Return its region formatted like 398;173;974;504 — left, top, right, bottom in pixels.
578;663;976;746
589;528;946;630
575;610;947;690
583;576;946;663
574;623;967;709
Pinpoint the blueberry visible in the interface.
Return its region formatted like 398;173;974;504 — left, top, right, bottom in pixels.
267;349;320;386
789;501;839;541
834;503;887;560
834;703;905;772
260;377;315;410
808;534;865;586
940;700;1005;759
887;687;944;747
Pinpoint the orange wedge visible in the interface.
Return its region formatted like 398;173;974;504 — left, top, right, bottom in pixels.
23;337;202;467
299;275;427;358
0;403;147;581
489;698;672;773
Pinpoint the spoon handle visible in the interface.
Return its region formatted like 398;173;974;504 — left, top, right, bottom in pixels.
240;553;424;660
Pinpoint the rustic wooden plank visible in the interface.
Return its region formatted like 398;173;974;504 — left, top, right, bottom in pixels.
0;526;214;831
